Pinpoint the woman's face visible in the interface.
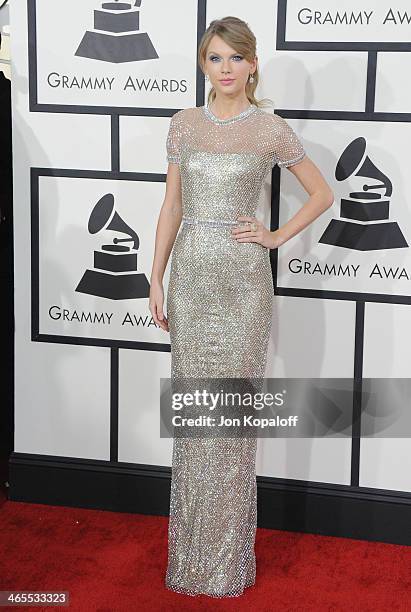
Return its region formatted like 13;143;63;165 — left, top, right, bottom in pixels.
204;34;257;98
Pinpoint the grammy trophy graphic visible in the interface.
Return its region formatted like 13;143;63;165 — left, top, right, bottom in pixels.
76;193;150;300
75;0;158;63
320;137;408;251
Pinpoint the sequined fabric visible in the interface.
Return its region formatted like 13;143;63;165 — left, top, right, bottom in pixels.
164;104;306;597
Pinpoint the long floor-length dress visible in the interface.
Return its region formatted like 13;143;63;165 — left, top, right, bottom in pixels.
164;103;306;597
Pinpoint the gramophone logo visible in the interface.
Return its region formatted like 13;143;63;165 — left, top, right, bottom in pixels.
75;0;158;64
76;193;150;300
319;137;408;251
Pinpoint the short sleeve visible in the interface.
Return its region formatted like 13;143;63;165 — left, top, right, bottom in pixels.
166;110;184;164
271;115;306;169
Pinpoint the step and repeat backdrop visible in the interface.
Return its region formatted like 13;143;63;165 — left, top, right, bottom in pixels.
10;1;411;502
0;19;10;79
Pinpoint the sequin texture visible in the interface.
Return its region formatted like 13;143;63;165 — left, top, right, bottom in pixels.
164;105;306;597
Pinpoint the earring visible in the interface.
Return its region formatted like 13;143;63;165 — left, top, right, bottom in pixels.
205;74;209;81
249;73;254;83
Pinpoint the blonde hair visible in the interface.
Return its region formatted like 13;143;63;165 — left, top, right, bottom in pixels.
198;16;272;108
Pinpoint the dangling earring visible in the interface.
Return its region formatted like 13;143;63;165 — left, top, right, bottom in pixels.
249;73;254;84
205;74;209;81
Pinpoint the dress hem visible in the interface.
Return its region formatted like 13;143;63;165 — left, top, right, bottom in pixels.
165;579;256;598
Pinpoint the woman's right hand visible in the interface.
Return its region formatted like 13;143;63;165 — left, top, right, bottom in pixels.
149;281;169;332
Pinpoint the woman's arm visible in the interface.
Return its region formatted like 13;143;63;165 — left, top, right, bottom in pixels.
150;162;182;285
233;155;334;249
149;162;182;331
274;155;334;247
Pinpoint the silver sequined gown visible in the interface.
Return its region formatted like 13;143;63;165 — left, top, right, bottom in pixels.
164;103;306;597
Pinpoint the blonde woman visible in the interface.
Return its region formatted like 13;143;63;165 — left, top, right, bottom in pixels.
150;16;333;598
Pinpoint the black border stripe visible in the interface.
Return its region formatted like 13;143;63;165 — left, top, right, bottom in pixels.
30;167;39;342
33;334;171;352
272;110;411;122
9;452;411;504
27;0;37;113
111;115;120;172
365;51;378;114
8;452;411;545
32;167;166;181
351;301;365;486
196;0;207;107
110;348;119;462
275;287;411;305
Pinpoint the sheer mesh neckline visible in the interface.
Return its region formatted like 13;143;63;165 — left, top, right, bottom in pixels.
202;103;258;125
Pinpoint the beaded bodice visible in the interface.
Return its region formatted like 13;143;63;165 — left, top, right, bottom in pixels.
166;104;306;223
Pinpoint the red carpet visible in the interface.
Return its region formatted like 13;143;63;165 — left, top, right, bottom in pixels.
0;496;410;611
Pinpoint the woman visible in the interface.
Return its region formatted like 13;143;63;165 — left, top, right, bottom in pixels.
149;16;334;598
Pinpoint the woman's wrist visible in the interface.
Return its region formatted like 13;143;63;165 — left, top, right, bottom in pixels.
150;275;163;287
269;229;287;249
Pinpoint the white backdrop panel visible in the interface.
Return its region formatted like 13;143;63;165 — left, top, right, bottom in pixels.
34;0;198;108
360;302;411;491
265;295;356;378
375;53;411;114
15;342;111;459
257;438;351;485
118;349;172;465
285;1;411;43
265;51;368;112
12;2;110;168
278;121;411;297
120;115;178;173
261;295;354;484
37;176;165;344
364;302;411;378
359;439;411;493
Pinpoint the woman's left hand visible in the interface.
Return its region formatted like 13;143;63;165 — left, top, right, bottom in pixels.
231;216;283;249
